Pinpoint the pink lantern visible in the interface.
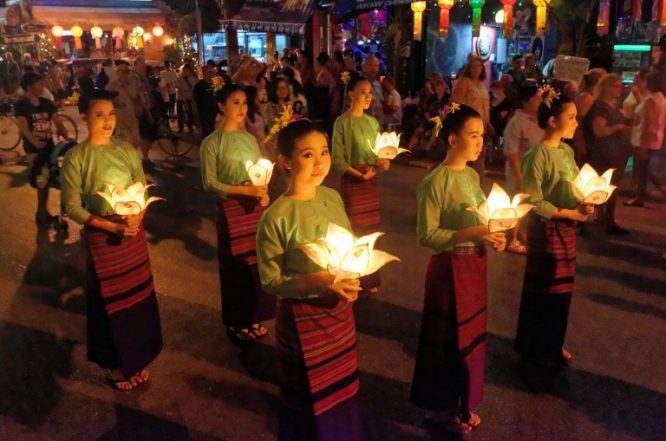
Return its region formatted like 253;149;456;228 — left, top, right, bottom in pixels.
597;0;610;36
112;26;125;50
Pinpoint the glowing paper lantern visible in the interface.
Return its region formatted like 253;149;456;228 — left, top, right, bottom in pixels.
596;0;610;36
97;182;164;215
470;0;485;36
91;26;103;49
369;132;410;160
660;0;666;31
501;0;516;37
132;26;144;37
468;183;534;232
112;27;125;50
245;159;275;187
533;0;548;37
71;25;83;50
570;163;616;205
437;0;455;38
152;25;164;37
51;25;64;50
411;2;427;41
300;223;400;283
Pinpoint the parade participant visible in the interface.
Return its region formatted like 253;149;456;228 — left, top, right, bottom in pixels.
200;84;274;344
503;82;544;253
410;104;506;435
257;119;363;441
14;72;69;226
60;89;162;391
515;91;594;367
332;72;389;294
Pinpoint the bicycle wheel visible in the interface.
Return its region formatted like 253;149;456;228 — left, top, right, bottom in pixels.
156;116;196;158
0;115;21;151
55;113;79;143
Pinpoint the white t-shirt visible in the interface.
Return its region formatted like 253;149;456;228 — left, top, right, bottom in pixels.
385;89;402;125
503;110;544;191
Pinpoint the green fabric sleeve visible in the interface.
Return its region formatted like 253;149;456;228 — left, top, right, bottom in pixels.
416;179;456;252
60;154;91;224
256;216;302;299
521;147;557;219
200;136;231;199
332;116;351;174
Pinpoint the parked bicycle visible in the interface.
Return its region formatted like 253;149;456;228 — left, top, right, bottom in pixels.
156;109;198;159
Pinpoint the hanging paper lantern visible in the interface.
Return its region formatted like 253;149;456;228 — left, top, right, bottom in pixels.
71;25;83;50
132;26;144;37
596;0;610;36
51;25;64;50
437;0;455;38
152;25;164;37
91;26;103;49
501;0;516;38
469;0;485;37
112;26;125;50
411;1;427;41
533;0;547;37
660;0;666;32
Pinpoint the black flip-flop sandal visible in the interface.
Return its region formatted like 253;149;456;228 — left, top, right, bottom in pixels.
227;326;256;345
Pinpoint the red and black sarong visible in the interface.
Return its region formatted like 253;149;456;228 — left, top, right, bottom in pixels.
275;297;362;441
84;227;162;379
340;166;381;291
216;196;275;327
411;246;487;417
515;215;576;362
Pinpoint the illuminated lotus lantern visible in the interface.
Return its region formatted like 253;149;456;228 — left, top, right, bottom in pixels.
300;223;399;283
245;158;274;187
97;182;164;215
570;163;616;205
370;132;410;160
468;183;534;232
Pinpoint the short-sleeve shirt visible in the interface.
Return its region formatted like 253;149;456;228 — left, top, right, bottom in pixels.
14;96;57;153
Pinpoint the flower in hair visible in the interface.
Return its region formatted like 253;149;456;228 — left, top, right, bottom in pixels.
429;116;443;138
68;91;81;106
211;76;224;92
444;102;461;116
264;104;294;143
538;84;560;108
341;71;351;85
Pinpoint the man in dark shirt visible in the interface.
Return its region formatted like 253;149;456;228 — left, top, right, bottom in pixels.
506;55;527;89
193;65;218;137
14;72;69;226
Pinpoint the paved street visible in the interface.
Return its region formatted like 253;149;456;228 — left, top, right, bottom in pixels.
0;128;665;441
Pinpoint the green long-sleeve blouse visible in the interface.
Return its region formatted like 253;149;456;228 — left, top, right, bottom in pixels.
520;142;580;219
200;129;261;198
416;165;485;253
332;111;379;174
60;139;145;224
257;186;352;299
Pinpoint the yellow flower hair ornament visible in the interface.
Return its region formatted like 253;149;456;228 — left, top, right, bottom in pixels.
444;102;461;116
429;116;443;138
538;84;560;108
264;104;295;143
341;71;351;85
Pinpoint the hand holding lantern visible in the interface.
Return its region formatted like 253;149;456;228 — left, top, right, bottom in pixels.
570;163;616;205
97;182;164;216
370;132;410;160
300;223;399;283
468;183;534;232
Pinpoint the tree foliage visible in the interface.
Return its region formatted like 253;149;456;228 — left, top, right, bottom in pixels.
162;0;223;33
550;0;598;57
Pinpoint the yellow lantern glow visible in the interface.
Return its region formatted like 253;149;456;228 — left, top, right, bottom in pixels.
245;159;275;187
411;1;427;41
468;183;534;232
152;25;164;37
570;163;616;205
300;223;400;283
51;25;64;37
97;182;164;215
437;0;455;38
533;0;548;37
91;26;103;49
71;25;83;49
370;132;410;160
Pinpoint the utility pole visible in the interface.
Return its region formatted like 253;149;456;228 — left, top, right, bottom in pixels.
195;0;204;65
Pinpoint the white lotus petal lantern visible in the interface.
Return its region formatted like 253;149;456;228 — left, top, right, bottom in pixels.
245;158;274;187
369;132;410;160
570;163;616;205
300;222;399;283
468;183;534;232
97;182;164;215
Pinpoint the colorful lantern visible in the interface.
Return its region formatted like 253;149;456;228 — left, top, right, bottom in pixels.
570;164;616;205
245;159;275;187
501;0;516;37
90;26;103;49
51;25;64;50
132;26;144;37
596;0;610;36
112;26;125;50
300;223;400;283
533;0;548;37
468;183;534;232
437;0;455;38
97;182;164;215
469;0;485;36
71;25;83;50
152;25;164;37
370;132;410;160
660;0;666;31
411;1;427;41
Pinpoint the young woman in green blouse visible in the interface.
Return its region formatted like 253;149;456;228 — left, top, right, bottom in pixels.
200;84;274;344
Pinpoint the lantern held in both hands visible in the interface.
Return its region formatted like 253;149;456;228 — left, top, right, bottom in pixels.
369;132;410;160
300;223;400;283
97;182;164;215
570;163;616;205
245;159;274;187
468;183;534;232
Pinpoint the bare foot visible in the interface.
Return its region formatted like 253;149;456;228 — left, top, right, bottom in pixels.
562;349;572;362
108;369;137;391
425;411;473;435
464;413;481;429
131;369;150;386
